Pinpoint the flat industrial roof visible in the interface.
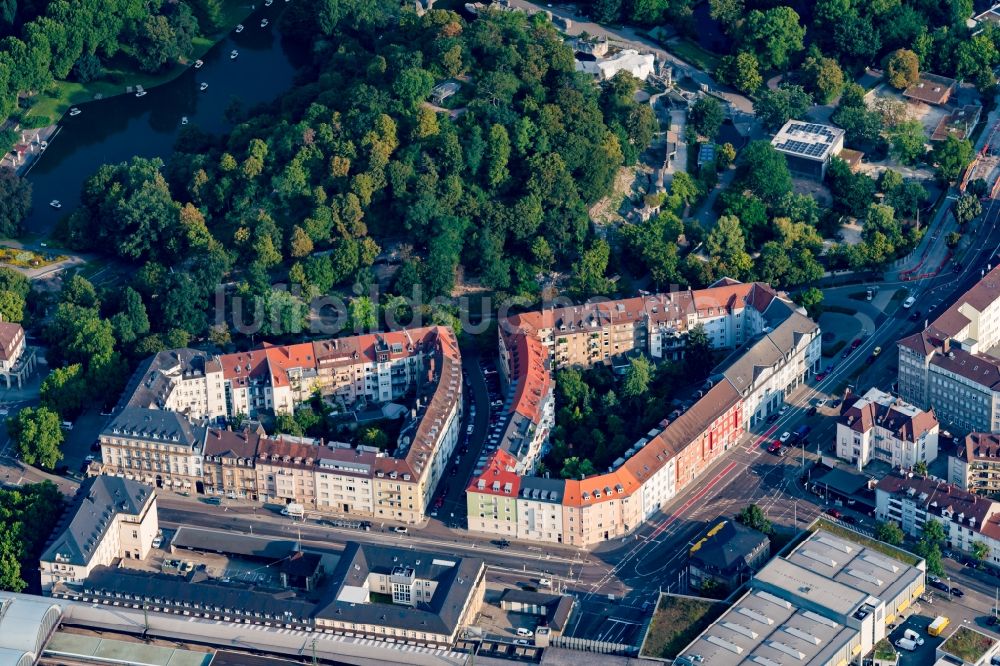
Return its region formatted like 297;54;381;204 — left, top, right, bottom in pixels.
677;530;926;666
677;588;855;666
785;532;923;608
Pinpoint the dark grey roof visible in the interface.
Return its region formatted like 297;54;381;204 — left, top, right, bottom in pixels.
172;526;302;561
316;542;484;636
41;476;154;566
120;348;221;413
77;566;313;624
499;589;575;631
717;313;817;394
518;475;566;503
688;520;769;576
814;467;870;495
103;407;206;449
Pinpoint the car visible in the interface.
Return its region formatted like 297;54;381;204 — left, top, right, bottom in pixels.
515;639;529;646
767;441;782;454
394;526;408;535
516;628;534;638
842;515;857;524
49;199;61;209
779;405;788;415
841;348;851;359
909;309;922;321
871;346;882;358
203;497;222;505
815;372;827;381
866;288;874;300
152;535;163;548
806;406;817;416
84;455;95;463
538;577;552;588
851;338;862;349
235;23;244;32
779;432;791;443
179;561;195;574
930;579;950;592
951;587;965;597
767;413;779;424
466;424;474;435
69;107;81;116
903;295;916;308
826;508;842;519
60;420;73;430
497;539;510;549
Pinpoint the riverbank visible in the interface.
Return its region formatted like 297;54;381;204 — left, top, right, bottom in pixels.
21;0;258;127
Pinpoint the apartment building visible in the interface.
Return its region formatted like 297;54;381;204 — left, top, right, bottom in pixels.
898;264;1000;433
466;449;520;537
0;321;35;388
875;473;1000;554
202;427;262;499
39;476;157;593
836;387;940;470
99;409;206;492
469;278;815;547
950;432;1000;494
103;326;463;524
718;308;821;427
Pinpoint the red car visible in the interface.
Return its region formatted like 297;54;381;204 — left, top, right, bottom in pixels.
815;372;827;381
767;441;782;454
851;338;862;349
826;508;843;519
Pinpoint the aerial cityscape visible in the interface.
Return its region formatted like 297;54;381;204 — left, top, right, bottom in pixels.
6;1;1000;665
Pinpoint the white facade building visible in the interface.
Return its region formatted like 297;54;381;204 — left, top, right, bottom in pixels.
39;476;157;593
837;387;940;470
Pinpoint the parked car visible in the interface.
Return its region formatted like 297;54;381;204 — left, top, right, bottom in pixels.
909;309;922;321
394;526;408;535
779;432;791;443
951;587;965;597
152;535;163;549
903;295;916;308
851;338;862;349
842;515;857;524
806;406;817;416
930;580;951;592
826;508;842;519
179;561;195;574
815;372;827;381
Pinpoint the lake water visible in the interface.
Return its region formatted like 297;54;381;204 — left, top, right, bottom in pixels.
24;2;308;236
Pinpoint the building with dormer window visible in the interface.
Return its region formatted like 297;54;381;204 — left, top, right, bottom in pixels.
39;476;157;593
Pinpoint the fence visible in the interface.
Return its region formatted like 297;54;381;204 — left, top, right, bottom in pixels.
550;634;638;656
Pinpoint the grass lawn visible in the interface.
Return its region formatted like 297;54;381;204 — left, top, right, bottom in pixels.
0;246;66;268
815;519;922;566
22;0;254;126
640;595;725;660
873;638;895;660
940;626;997;663
666;38;721;74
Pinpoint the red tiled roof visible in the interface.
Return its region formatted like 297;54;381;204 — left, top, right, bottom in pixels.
876;473;998;528
204;428;261;458
468;450;521;497
509;334;551;425
262;342;317;387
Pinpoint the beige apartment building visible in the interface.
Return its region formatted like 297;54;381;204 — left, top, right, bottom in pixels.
40;477;157;593
202;428;263;499
100;409;206;492
950;432;1000;494
103;326;463;524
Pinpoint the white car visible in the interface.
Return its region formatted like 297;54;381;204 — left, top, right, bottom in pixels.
394;526;408;535
68;107;81;116
778;405;788;415
538;577;552;588
779;432;791;443
152;535;163;548
49;200;62;209
903;296;916;308
235;23;244;32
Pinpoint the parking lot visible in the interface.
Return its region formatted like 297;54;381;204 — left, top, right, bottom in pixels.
563;596;649;648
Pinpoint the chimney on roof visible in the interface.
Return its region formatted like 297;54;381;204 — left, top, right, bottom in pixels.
942;338;950;354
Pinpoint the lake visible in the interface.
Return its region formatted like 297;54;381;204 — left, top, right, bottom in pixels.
23;2;308;236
